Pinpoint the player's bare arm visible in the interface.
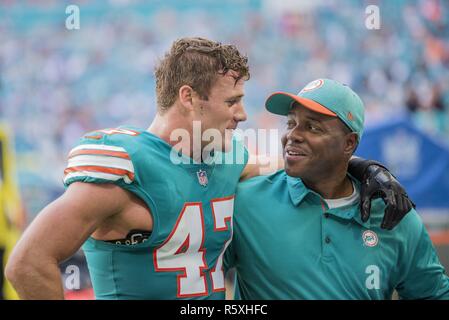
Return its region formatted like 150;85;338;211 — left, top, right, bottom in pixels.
4;182;151;299
240;154;384;181
239;154;370;181
240;154;284;181
240;152;414;229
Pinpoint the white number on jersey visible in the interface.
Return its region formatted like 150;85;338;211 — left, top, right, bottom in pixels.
154;197;234;298
210;196;234;291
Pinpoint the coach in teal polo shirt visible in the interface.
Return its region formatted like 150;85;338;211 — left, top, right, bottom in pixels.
225;79;449;299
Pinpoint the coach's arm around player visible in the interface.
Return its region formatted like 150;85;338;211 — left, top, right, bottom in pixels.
4;182;141;299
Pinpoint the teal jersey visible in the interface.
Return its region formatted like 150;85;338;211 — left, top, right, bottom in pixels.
64;126;248;299
225;170;449;300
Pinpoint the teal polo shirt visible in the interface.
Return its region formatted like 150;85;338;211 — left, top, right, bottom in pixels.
225;170;449;300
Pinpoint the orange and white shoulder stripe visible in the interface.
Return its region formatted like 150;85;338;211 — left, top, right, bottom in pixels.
64;144;135;184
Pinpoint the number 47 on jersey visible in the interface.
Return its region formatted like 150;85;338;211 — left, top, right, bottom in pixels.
154;196;234;298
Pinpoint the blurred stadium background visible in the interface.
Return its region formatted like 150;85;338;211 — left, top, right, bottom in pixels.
0;0;448;299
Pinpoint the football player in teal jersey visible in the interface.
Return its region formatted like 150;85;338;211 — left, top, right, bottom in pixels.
6;39;413;300
226;79;449;299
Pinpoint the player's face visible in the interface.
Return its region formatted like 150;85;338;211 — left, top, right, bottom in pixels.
281;104;351;183
194;70;247;152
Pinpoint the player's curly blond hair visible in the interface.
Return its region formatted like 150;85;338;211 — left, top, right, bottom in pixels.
155;37;250;113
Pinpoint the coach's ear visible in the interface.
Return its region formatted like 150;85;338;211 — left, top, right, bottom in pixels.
343;132;358;156
179;85;195;112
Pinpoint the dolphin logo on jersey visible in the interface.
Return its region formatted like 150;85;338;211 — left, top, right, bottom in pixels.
362;230;378;247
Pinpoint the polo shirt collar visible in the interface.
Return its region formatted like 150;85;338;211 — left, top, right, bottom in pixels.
327;202;371;229
287;175;310;207
287;174;371;228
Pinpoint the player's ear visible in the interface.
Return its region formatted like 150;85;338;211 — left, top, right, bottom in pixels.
179;85;195;112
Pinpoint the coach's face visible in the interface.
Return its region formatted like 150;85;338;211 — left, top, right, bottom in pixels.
281;103;357;183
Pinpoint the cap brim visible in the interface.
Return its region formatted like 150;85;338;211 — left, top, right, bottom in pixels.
265;92;337;117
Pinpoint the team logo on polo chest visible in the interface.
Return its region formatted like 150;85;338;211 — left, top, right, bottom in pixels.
196;169;208;187
362;230;378;247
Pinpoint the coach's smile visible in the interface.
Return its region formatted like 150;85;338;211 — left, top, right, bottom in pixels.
284;145;309;162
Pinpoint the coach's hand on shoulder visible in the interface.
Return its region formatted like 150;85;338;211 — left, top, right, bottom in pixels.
360;164;415;230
